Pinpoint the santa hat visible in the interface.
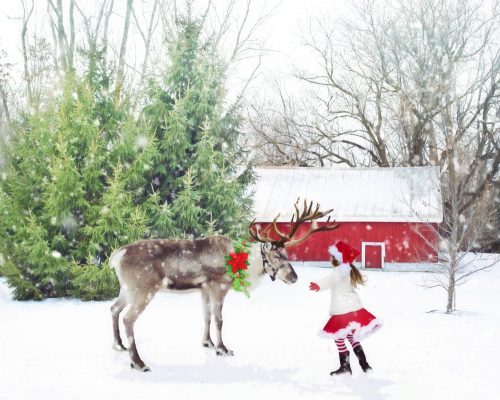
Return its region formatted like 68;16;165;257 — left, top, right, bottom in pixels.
328;241;360;264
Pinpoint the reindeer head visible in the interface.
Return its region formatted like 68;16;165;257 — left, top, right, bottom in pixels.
255;241;297;283
249;199;340;283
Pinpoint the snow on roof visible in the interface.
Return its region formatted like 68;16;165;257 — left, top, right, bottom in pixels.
251;166;443;223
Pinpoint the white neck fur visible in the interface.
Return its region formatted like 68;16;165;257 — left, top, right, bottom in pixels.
246;243;266;290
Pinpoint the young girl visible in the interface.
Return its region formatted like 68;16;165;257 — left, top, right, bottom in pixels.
309;241;382;375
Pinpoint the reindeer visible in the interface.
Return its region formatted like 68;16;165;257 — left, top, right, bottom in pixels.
109;199;339;371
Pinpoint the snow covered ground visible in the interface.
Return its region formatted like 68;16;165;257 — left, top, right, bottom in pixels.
1;255;499;400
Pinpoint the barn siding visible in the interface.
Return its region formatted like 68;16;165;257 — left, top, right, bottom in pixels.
258;221;439;263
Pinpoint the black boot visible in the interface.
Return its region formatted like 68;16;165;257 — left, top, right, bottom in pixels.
330;352;352;375
353;346;372;372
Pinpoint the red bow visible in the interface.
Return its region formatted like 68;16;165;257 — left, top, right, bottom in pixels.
228;252;249;274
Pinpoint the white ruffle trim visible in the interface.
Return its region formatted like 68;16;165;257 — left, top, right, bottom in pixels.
318;318;383;341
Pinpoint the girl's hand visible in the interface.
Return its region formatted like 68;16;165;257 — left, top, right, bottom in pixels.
309;282;320;292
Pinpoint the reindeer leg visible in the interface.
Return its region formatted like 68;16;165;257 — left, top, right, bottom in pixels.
201;283;214;348
110;290;128;351
123;294;154;372
209;281;233;356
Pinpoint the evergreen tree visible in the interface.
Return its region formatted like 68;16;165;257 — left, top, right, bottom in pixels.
141;14;253;239
0;13;253;300
0;62;152;300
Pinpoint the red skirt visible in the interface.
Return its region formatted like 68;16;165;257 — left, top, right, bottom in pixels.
320;308;382;341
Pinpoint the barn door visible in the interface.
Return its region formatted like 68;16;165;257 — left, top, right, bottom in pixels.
362;242;385;269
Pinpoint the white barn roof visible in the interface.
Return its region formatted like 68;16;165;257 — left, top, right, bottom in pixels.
251;166;443;223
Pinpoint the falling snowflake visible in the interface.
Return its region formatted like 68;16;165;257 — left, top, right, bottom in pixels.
134;135;149;151
62;215;78;233
51;251;62;258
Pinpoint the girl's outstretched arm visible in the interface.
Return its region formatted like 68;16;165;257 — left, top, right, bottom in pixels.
309;273;335;292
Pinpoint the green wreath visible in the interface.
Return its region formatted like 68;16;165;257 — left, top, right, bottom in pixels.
225;239;252;297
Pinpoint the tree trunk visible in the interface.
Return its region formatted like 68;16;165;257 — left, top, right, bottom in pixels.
21;1;34;106
446;273;455;313
102;0;115;63
0;85;12;129
47;0;71;72
68;0;75;70
114;0;133;106
138;0;159;88
55;0;69;70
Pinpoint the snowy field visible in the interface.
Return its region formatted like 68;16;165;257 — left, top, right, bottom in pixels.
1;255;499;400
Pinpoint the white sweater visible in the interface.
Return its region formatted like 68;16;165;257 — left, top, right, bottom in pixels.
316;263;362;315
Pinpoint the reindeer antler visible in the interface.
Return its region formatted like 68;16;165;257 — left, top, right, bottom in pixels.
281;198;340;247
248;218;277;244
284;216;341;248
248;198;340;248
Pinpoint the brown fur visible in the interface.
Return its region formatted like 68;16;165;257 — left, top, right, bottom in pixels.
109;235;297;371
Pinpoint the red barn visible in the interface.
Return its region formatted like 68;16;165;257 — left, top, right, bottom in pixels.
252;167;443;269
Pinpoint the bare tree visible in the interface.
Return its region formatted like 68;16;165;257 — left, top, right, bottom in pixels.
68;0;76;69
248;83;378;167
102;0;115;62
412;167;498;313
156;0;271;96
249;0;500;251
74;0;115;69
47;0;76;71
28;36;57;110
251;0;499;168
409;68;499;311
21;0;35;105
209;0;274;64
248;84;361;166
132;0;160;88
114;0;133;105
0;48;12;132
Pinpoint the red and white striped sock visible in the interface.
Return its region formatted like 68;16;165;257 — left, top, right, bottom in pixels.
335;339;348;354
347;334;361;350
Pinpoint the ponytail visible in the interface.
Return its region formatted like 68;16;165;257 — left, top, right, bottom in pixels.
349;264;365;287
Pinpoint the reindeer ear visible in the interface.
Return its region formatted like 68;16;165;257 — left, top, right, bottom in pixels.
262;242;273;252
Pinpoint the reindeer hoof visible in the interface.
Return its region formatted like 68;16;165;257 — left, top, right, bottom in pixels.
130;362;151;372
216;348;234;356
202;340;214;349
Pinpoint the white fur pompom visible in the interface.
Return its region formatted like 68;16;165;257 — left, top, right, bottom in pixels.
328;245;343;262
